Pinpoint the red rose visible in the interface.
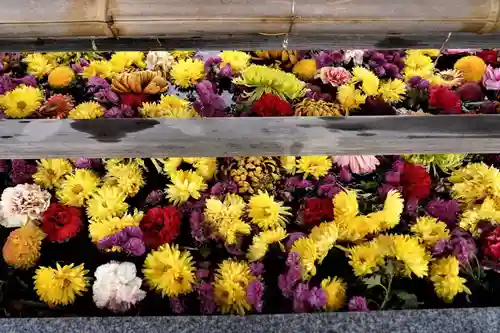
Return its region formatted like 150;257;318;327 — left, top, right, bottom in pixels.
140;206;181;249
252;94;294;117
41;203;83;242
477;50;498;65
483;226;500;260
401;163;431;201
429;85;462;114
302;197;334;225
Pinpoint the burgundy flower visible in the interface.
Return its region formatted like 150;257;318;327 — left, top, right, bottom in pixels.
483;226;500;260
348;296;369;312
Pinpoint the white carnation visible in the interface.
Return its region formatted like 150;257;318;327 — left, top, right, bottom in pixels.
0;183;51;228
93;261;146;313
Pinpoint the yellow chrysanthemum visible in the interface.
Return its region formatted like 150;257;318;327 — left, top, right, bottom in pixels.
170;59;205;88
56;169;100;207
296;156;332;179
34;263;89;307
378;79;406;103
33;159;73;189
389;234;430;278
411;216;450;247
219;51;251;74
143;244;196;297
348;240;385;276
68;101;105;119
247;227;287;261
430;69;464;87
321;277;346;311
352;66;380;96
139;95;199;118
24;53;54;78
104;160;144;197
166;170;207;205
233;64;307;102
171;51;195;60
48;66;75;88
404;154;466;174
403;51;434;80
459;197;500;236
248;190;292;229
213;259;255;315
204;193;250;245
337;83;366;112
281;156;297;174
291;237;318;279
81;60;112;79
454;55;487;82
0;84;43;118
419;49;440;57
86;186;129;221
309;222;339;263
88;210;143;243
292;59;318;81
163;157;216;180
2;224;45;269
430;256;471;303
109;52;146;73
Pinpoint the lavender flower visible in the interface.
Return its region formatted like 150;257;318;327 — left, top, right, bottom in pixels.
348;296;369;312
292;283;310;312
13;75;37;87
407;76;430;90
196;281;216;314
95;89;120;105
210;181;238;197
87;76;110;94
104;104;135;118
315;51;344;68
279;252;302;298
219;64;233;77
71;58;89;73
0;75;17;94
250;262;265;277
425;198;460;228
246;280;264;312
10;159;36;184
307;287;327;310
74;158;101;169
483;65;500;90
431;228;477;264
170;297;186;314
204;56;222;73
194;80;227;117
285;232;306;250
98;226;146;256
145;189;163;206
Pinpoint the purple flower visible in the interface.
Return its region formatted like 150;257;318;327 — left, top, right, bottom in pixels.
74;158;101;169
339;166;352;182
307;287;327;310
204;56;222;73
10;159;36;184
87;76;110;94
104;104;135;118
72;58;89;73
196;281;216;314
285;232;306;250
95;89;120;105
246;280;264;312
292;283;310;312
348;296;369;312
145;189;163;206
195;80;226;117
425;198;460;228
122;238;146;256
250;262;265;277
407;76;430;90
0;75;17;94
98;226;146;256
279;252;303;298
170;297;186;314
482;65;500;90
431;228;476;264
219;64;233;77
210;181;238;197
13;75;37;87
190;210;207;243
315;51;344;68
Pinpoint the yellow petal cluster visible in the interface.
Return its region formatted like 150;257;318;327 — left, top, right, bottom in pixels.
89;210;143;243
56;169;100;207
321;277;347;311
248;190;292;230
411;216;450;247
430;256;470;302
170;59;205;88
219;51;251;74
247;227;287;261
104;159;144;197
163;157;216;180
86;186;129;221
143;244;196;297
0;84;44;118
166;170;207;205
139;95;199;118
296;156;332;179
204;193;251;245
33;158;73;189
2;224;45;269
68;101;105;119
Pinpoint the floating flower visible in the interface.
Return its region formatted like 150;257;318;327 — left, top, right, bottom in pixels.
316;67;351;86
429;85;462;114
430;256;470;302
166;170;207;205
378;79;406;103
41;203;83;242
81;60;112;79
248;190;292;229
140;206;181;249
320;277;346;311
34;263;89;307
56;169;100;207
86;186;129;221
93;261;146;313
68;101;105;119
411;216;450;247
251;93;294;116
146;51;175;76
23;53;54;78
301;197;334;226
247;227;287;261
38;94;74;118
293;59;318;81
2;224;45;269
98;226;146;256
337;83;366;112
104;159;144;197
296;156;332;179
294;98;342;117
143;244;196;297
454;55;486;82
33;159;73;189
0;84;43;118
482;65;500;90
89;211;143;244
0;183;51;227
48;66;75;88
170;59;205;88
333;155;379;175
219;51;251;74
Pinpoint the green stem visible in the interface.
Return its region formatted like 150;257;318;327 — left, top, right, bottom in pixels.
379;272;394;310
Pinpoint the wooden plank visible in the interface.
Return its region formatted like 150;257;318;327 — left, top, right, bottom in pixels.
0;32;500;51
0;116;499;159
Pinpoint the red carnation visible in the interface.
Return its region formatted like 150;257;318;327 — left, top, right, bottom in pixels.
302;197;334;225
41;203;83;242
477;50;498;65
119;93;150;109
252;94;294;117
429;85;462;114
400;163;431;201
140;206;181;249
483;226;500;260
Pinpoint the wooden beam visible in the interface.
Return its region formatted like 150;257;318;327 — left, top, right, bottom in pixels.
0;32;499;52
0;115;500;159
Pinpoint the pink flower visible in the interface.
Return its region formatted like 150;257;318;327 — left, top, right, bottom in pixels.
482;65;500;90
333;155;380;174
316;67;351;87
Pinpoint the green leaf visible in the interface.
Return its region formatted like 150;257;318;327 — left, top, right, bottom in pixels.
394;290;419;309
363;275;382;289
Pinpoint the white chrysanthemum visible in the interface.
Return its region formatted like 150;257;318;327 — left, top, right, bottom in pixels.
146;51;175;75
0;183;51;228
92;261;146;313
